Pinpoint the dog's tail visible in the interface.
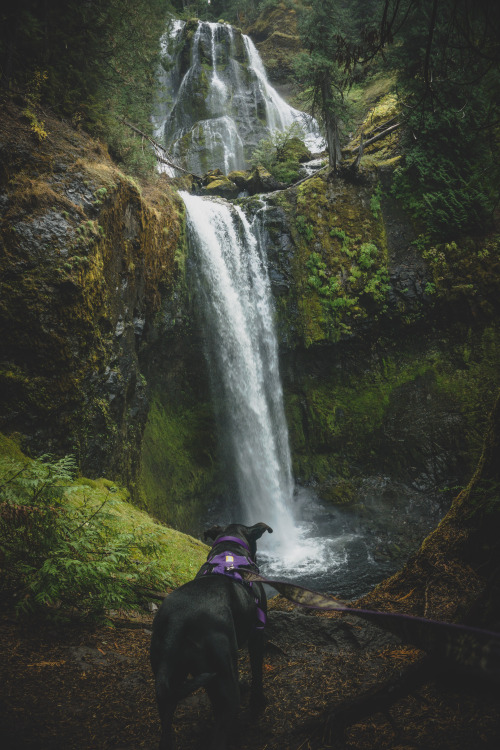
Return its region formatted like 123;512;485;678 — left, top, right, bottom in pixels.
155;656;216;703
176;672;216;700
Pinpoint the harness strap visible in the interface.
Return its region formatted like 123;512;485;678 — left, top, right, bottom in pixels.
200;537;266;631
213;535;250;552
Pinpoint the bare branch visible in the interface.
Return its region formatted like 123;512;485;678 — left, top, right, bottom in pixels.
118;118;202;178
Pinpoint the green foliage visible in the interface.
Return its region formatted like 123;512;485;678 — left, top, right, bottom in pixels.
387;1;500;238
420;235;500;309
0;1;167;177
392;107;496;238
286;325;500;484
296;215;315;242
304;229;389;340
358;242;378;270
188;0;282;25
250;122;306;185
0;452;171;621
294;0;364;168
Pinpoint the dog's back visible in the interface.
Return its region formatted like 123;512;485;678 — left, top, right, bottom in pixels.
151;575;254;684
150;523;272;750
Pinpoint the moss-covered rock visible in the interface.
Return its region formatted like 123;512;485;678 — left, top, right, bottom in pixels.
281;136;312;164
244;165;284;194
0;101;184;491
319;479;357;506
283;327;500;488
239;162;500;493
201;176;239;198
257;173;389;346
245;3;303;83
0;431;209;598
344;75;401;172
138;386;220;533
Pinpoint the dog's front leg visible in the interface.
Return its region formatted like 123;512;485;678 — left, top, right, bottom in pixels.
248;630;267;713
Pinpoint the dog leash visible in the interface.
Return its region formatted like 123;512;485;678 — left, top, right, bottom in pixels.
241;571;500;683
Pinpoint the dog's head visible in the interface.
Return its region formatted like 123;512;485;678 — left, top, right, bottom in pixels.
204;522;273;561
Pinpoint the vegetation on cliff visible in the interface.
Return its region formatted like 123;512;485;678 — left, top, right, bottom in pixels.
0;0;168;175
0;433;208;621
0;100;184;490
1;0;499;560
0;5;499;747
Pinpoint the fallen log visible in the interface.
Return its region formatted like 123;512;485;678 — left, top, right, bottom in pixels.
345;120;401;154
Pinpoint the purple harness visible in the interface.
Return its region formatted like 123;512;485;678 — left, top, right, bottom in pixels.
200;535;266;630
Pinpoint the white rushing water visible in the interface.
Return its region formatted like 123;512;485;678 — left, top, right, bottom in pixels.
180;191;295;554
242;35;325;154
180;191;366;576
155;20;324;174
162;25;444;596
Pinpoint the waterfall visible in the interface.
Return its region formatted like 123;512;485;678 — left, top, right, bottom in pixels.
152;20;446;596
242;35;323;153
180;191;298;554
155;20;324;175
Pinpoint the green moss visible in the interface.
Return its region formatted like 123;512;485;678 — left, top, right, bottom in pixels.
246;5;303;81
345;84;401;170
0;433;208;591
286;326;500;484
0;103;184;488
0;433;26;461
281;136;311;163
320;479;357;506
421;235;500;314
138;390;219;533
202;177;239;198
275;175;388;345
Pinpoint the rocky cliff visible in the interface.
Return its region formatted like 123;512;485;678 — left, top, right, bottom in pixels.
0;101;184;490
1;9;499;541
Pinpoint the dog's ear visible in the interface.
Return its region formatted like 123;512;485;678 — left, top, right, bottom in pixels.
204;525;224;542
246;522;273;541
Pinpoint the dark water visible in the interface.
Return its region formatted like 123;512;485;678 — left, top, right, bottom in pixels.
207;478;449;601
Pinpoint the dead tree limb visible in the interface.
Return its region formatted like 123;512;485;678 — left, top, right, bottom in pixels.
118;118;202;178
345;121;401;154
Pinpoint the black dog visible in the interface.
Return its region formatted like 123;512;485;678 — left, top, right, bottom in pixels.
150;522;273;750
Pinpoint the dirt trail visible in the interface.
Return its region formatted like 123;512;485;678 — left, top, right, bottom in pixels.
1;596;499;750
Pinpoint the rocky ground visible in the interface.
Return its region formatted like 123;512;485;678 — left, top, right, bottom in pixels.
1;592;499;750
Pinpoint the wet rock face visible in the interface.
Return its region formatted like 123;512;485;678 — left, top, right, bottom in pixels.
244;4;304;84
154;20;319;176
239;171;500;493
0;103;184;486
156;21;270;174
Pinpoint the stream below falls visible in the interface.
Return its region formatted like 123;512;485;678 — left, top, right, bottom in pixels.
205;479;447;599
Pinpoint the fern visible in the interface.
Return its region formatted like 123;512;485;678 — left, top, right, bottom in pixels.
0;453;165;621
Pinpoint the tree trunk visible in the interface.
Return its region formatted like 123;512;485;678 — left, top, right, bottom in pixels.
325;112;342;170
360;390;500;629
321;78;342;171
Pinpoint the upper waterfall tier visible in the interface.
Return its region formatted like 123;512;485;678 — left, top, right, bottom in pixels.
153;19;323;175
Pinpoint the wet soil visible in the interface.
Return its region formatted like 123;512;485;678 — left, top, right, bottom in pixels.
1;594;499;750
